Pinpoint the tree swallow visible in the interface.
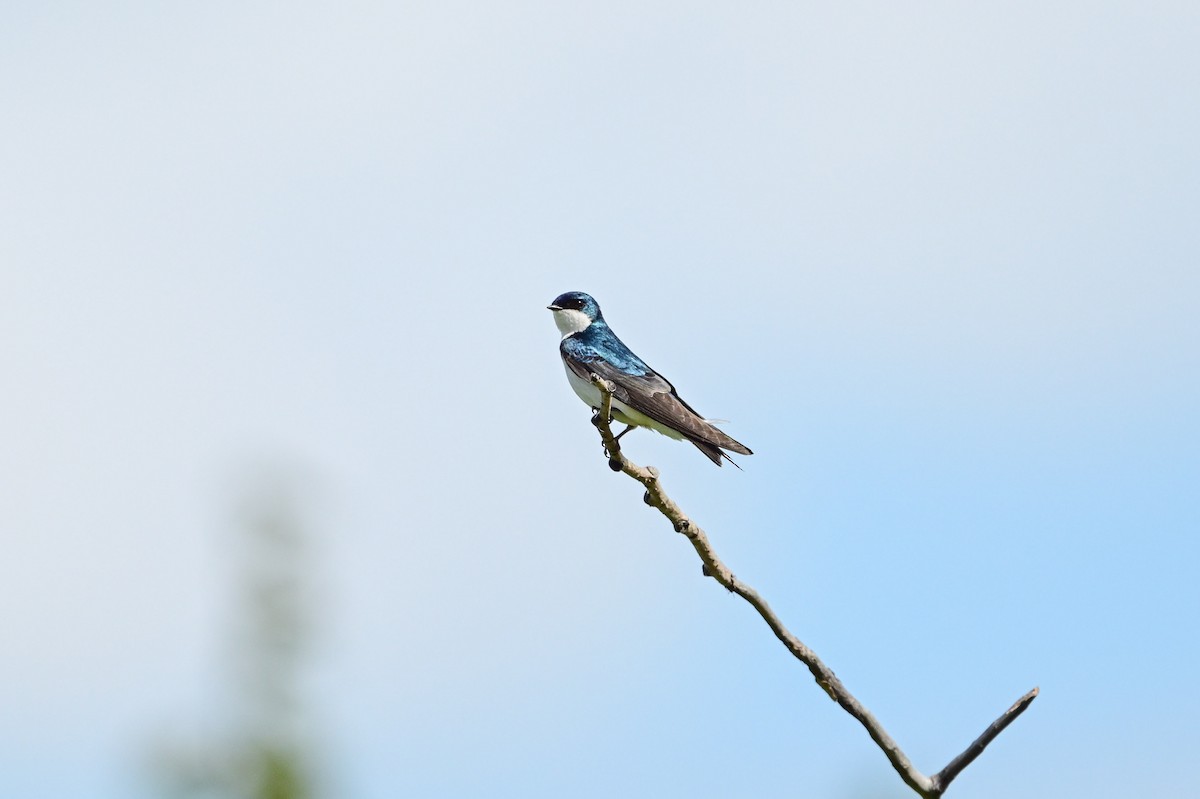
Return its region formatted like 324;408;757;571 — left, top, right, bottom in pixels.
547;291;752;467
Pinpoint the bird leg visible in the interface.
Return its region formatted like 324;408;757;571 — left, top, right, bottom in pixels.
614;424;636;441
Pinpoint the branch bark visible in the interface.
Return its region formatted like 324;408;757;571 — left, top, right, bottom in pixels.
587;373;1036;799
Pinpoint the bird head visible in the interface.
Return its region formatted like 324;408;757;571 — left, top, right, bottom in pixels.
547;291;602;337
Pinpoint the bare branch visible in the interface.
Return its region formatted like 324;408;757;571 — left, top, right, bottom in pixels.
586;373;1036;798
930;687;1040;794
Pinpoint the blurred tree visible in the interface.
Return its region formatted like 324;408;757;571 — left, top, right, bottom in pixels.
151;477;319;799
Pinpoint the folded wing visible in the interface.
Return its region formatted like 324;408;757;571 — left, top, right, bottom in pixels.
561;340;752;465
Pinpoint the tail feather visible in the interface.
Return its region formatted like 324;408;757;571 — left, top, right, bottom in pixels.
691;437;749;469
704;425;752;457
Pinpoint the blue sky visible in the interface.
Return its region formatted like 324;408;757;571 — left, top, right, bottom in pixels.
2;3;1198;798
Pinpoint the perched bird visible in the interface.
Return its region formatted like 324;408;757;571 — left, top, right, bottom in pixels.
547;290;752;467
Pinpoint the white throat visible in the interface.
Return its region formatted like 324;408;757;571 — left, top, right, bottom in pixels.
551;308;593;338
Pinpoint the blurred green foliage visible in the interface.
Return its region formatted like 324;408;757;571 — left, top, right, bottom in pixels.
152;478;317;799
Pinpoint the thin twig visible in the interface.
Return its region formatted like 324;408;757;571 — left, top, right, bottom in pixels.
587;374;1036;798
930;687;1040;794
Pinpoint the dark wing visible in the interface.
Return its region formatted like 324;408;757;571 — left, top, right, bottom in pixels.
561;338;752;464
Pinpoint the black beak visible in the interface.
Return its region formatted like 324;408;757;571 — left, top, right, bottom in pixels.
546;305;561;311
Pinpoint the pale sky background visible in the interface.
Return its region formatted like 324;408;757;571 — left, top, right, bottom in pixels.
2;3;1198;798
